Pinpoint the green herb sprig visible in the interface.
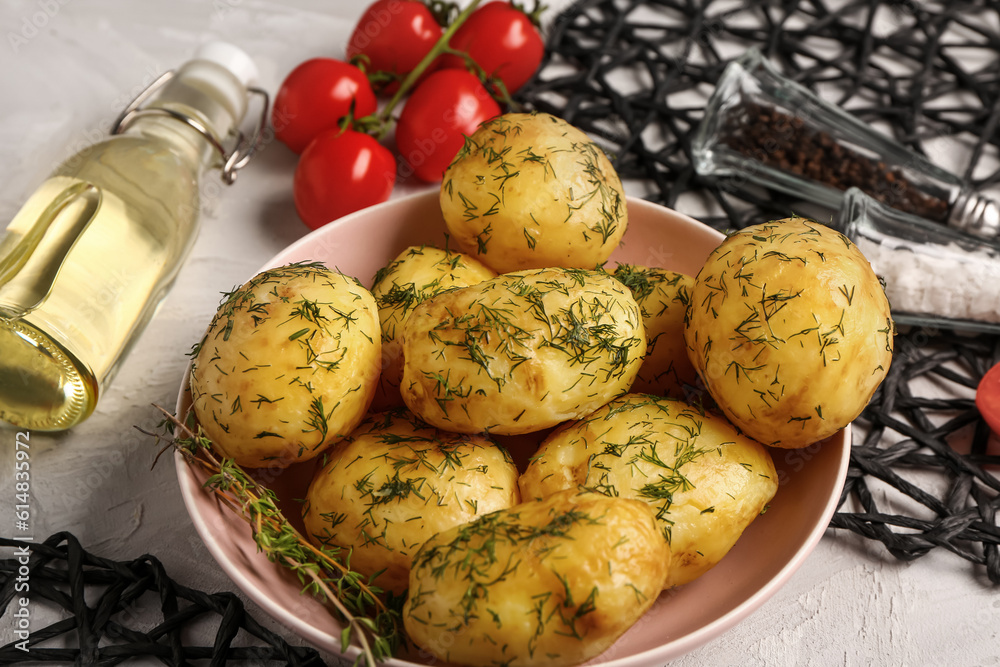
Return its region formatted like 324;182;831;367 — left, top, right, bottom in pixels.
154;406;402;666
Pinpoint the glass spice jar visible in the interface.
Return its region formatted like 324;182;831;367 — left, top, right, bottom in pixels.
833;187;1000;334
691;47;1000;238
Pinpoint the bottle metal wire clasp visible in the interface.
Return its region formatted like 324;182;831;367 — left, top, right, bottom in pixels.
110;70;270;185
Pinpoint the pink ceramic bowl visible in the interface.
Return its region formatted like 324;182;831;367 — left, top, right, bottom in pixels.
175;190;850;666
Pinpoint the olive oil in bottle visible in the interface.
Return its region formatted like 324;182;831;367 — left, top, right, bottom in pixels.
0;42;264;431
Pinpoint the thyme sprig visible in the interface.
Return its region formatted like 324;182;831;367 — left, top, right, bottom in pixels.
154;406;403;667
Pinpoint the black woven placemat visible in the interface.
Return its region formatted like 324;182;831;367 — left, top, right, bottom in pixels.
515;0;1000;582
518;0;1000;229
834;329;1000;581
0;532;325;665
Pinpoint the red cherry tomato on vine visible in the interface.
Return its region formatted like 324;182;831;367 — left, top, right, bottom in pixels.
293;129;397;229
977;362;1000;436
272;58;377;154
394;69;501;183
439;1;543;94
346;0;443;90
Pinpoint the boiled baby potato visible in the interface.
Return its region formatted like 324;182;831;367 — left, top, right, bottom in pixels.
189;262;380;468
400;267;646;435
404;488;670;667
302;407;520;594
370;245;495;407
613;264;700;399
440;112;627;274
684;217;894;449
519;393;777;588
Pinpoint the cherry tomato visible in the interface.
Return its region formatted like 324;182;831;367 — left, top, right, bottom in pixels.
272;58;377;154
439;1;543;94
346;0;443;90
293;129;397;229
977;361;1000;435
395;69;501;183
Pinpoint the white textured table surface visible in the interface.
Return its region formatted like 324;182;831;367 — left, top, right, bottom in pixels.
1;1;999;665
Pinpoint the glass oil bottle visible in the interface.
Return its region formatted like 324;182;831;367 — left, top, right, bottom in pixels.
0;42;267;431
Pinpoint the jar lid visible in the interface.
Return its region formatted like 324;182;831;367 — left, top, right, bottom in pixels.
195;41;259;88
